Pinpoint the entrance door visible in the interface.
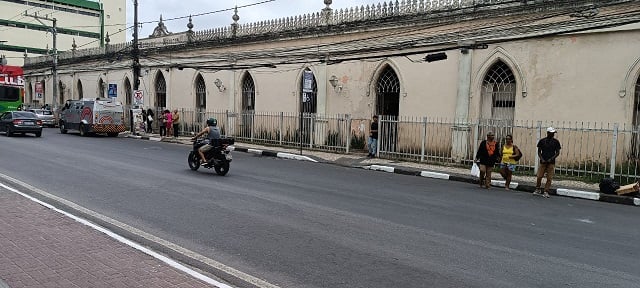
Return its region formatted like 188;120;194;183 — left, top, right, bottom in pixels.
376;65;400;153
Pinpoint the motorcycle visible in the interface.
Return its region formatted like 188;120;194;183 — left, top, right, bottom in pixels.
188;137;235;176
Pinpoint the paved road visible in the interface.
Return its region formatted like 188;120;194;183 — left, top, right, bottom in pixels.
1;129;639;288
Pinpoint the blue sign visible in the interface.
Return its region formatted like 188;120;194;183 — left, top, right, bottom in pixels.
108;83;117;98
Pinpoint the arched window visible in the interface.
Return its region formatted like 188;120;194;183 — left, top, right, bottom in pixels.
300;68;317;114
124;77;132;106
58;80;65;106
77;79;83;99
242;73;255;111
481;61;516;121
155;72;167;108
375;65;400;117
98;78;105;98
631;75;640;158
195;74;206;122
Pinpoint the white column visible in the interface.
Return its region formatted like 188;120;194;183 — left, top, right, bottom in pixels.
451;47;473;162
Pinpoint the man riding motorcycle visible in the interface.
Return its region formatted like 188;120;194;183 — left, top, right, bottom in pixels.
191;117;221;164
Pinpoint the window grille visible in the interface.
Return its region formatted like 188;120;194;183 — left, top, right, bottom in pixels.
98;79;105;99
242;73;255;111
77;80;83;99
124;78;132;105
195;75;206;123
155;73;166;108
58;81;64;105
480;61;517;139
300;69;317;113
376;66;400;117
631;76;640;158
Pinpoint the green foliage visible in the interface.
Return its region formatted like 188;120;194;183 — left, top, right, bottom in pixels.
351;132;365;150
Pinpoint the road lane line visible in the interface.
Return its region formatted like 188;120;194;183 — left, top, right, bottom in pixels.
0;173;280;288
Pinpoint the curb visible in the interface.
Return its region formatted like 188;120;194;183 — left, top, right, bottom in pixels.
364;164;640;207
127;134;639;207
232;147;319;163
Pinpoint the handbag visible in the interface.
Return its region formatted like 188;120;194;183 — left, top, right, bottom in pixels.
147;115;153;122
470;163;480;178
513;145;522;161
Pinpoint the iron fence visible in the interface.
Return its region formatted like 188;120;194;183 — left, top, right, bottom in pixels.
120;107;640;185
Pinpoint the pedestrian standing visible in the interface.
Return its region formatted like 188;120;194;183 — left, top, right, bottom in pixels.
535;127;561;198
367;115;378;158
499;134;521;190
145;108;154;133
158;110;166;137
172;109;180;138
164;109;173;138
475;131;501;189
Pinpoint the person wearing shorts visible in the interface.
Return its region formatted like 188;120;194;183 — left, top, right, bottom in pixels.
499;135;521;190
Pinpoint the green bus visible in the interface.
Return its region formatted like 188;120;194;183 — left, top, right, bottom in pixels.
0;66;24;113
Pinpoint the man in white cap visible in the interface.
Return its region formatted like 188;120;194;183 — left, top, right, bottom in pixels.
535;127;561;197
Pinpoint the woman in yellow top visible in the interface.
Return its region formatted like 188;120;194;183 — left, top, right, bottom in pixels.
499;135;521;190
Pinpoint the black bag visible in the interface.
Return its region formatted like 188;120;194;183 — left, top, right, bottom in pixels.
599;177;620;195
513;145;522;161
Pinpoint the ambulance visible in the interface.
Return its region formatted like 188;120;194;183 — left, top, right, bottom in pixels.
58;98;126;137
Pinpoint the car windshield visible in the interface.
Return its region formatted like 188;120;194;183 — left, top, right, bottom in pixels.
14;112;36;118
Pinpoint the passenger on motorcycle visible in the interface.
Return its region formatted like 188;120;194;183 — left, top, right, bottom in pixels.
191;117;221;164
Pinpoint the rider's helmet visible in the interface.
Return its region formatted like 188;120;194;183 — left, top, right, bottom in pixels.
206;117;217;126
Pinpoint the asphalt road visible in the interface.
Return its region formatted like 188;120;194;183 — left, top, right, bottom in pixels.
1;129;639;288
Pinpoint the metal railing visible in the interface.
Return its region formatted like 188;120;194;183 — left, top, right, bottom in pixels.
120;108;640;185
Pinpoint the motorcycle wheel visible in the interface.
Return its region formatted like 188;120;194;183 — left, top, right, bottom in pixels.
188;151;200;171
214;161;230;176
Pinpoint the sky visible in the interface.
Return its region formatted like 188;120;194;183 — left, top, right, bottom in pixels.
125;0;383;40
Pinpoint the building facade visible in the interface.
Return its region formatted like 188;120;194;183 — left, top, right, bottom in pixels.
20;0;640;179
0;0;126;66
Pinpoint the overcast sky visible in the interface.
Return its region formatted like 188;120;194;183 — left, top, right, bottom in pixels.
125;0;383;40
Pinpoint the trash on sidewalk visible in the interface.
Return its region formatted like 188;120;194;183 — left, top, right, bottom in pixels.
616;182;640;195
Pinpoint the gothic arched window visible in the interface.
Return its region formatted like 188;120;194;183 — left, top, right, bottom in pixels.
155;72;167;108
242;73;255;111
376;65;400;117
300;68;317;114
481;60;516;121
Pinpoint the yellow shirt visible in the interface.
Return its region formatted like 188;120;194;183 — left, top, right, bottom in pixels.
502;145;516;164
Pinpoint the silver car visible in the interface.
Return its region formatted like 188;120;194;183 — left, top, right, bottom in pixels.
26;109;56;127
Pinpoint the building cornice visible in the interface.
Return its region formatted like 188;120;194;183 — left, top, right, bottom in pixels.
24;0;640;69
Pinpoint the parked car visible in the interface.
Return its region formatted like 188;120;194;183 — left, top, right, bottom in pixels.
26;109;56;127
0;111;43;137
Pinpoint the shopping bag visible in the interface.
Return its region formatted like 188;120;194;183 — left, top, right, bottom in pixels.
470;163;480;178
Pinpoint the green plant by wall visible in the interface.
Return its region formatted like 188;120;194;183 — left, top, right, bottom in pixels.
351;132;365;150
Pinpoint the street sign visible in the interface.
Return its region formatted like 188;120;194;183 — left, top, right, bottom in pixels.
108;83;117;98
133;90;144;105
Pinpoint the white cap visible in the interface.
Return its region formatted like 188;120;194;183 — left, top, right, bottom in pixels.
547;127;556;133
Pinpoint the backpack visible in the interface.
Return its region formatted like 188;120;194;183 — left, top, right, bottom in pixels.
599;177;620;195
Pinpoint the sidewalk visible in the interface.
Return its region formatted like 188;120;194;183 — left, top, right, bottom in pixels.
0;184;230;288
129;132;640;207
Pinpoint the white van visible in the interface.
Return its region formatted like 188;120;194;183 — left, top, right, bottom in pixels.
58;98;126;137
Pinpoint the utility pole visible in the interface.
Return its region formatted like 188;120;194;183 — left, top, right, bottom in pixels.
25;12;57;109
132;0;141;93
